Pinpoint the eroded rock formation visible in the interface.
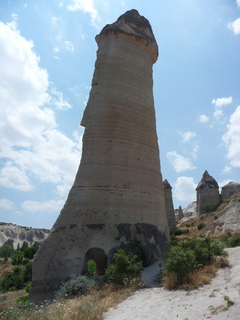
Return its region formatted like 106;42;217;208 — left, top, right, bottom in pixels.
222;181;240;200
196;170;221;215
0;222;49;249
163;179;176;232
176;205;184;221
30;9;170;302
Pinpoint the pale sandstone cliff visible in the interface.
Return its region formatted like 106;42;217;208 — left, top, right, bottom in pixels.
30;10;170;302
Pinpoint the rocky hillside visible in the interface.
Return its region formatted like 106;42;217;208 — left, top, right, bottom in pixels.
177;191;240;239
0;222;50;249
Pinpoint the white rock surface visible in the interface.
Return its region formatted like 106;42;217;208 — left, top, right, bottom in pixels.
0;222;49;249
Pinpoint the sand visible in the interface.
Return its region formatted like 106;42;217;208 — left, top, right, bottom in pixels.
104;247;240;320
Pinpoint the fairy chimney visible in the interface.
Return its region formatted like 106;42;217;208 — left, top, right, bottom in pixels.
163;179;176;232
222;181;240;200
177;205;184;221
196;170;221;215
30;9;170;302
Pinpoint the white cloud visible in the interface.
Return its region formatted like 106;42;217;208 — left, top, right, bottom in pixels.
0;162;33;191
221;165;232;175
212;97;232;108
67;0;100;26
0;18;81;194
222;106;240;167
228;18;240;35
64;40;74;51
191;145;199;160
167;151;196;172
52;16;60;25
53;47;60;52
21;199;64;212
0;199;15;210
179;131;196;142
173;177;197;202
213;109;224;119
51;89;72;110
237;0;240;7
198;114;209;123
212;96;232;119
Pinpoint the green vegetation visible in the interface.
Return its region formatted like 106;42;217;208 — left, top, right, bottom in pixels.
0;262;32;292
221;233;240;247
197;222;206;230
55;275;96;300
163;236;228;288
172;228;189;236
204;205;215;212
105;248;143;285
87;260;97;276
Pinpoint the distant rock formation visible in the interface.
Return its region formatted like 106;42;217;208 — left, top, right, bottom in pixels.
176;205;184;221
183;201;197;217
0;222;49;249
222;181;240;200
218;191;240;231
30;9;170;302
163;179;176;232
196;170;221;215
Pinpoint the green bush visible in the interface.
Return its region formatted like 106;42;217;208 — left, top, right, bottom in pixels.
0;262;32;292
204;205;215;212
0;271;24;291
163;237;228;286
55;275;95;300
105;249;143;285
198;223;206;230
172;228;189;236
22;261;32;283
119;242;142;262
87;260;97;276
222;234;240;248
23;247;37;259
12;251;24;265
0;245;15;258
173;229;183;236
163;246;197;278
16;295;29;303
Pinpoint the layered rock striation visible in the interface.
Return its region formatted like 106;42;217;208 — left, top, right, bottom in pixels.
163;179;176;232
30;9;170;302
196;170;221;215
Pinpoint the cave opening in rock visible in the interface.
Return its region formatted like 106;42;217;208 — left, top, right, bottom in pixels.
82;247;108;275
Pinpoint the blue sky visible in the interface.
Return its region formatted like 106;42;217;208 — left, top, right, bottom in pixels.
0;0;240;229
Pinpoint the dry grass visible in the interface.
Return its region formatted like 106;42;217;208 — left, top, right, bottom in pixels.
0;259;15;279
163;260;229;291
0;284;137;320
0;290;26;312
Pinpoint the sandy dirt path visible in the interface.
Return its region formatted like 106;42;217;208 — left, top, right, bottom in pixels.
104;247;240;320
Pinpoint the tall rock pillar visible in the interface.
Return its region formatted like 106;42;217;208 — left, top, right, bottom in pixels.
30;9;170;302
163;179;176;232
196;170;221;215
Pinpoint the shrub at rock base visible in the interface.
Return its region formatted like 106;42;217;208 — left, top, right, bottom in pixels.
55;275;95;300
163;237;228;288
105;249;143;286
